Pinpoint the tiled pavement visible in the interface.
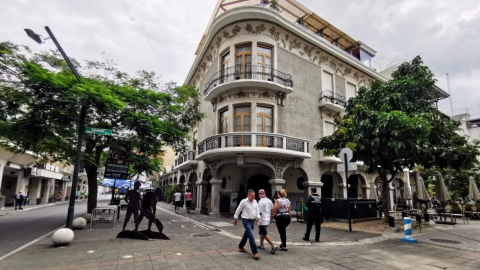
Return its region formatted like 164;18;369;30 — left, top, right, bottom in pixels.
1;202;480;270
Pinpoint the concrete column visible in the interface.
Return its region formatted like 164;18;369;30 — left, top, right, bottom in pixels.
209;179;223;218
0;159;6;194
195;180;208;213
61;181;67;201
389;186;395;210
338;183;348;198
29;178;41;205
268;179;286;197
303;181;323;199
42;180;52;204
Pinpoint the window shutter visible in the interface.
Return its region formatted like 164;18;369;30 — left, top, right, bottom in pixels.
347;83;356;100
335;75;346;97
322;71;333;92
324;122;335;137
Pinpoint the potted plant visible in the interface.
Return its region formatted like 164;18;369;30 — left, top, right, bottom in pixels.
48;195;54;203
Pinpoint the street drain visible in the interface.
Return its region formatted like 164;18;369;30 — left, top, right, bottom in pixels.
429;239;462;244
192;233;212;238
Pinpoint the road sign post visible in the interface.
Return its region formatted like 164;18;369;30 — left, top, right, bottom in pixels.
85;127;112;136
338;148;354;232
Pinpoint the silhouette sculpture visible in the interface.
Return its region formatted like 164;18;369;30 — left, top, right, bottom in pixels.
117;183;168;240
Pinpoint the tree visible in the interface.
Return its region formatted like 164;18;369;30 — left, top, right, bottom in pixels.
315;56;480;222
0;42;204;212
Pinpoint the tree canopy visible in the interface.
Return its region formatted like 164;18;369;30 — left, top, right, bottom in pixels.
0;41;204;212
315;56;479;221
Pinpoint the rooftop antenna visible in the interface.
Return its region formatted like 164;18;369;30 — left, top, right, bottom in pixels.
446;73;454;116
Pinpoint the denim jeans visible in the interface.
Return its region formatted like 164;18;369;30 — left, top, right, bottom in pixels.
239;219;258;255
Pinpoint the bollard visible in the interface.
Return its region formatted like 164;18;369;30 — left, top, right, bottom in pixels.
400;217;418;243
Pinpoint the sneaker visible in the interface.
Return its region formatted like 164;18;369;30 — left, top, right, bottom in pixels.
270;245;278;254
254;253;260;260
257;245;265;250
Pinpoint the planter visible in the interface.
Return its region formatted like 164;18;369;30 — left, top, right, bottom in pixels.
65;196;69;201
36;198;43;205
75;196;79;200
48;198;54;203
0;195;5;210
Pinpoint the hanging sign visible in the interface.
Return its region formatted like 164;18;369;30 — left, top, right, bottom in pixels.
104;145;130;180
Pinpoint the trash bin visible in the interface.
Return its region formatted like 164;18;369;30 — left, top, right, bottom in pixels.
424;213;429;222
415;214;422;223
388;216;395;227
401;211;407;219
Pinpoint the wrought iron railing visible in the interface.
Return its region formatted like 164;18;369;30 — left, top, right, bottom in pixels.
196;132;309;156
204;65;293;96
319;90;346;108
174;151;196;167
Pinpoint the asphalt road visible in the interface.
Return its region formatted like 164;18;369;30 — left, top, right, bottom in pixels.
0;197;110;257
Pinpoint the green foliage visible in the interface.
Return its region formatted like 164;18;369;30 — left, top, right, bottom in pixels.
315;56;479;220
0;41;204;212
164;184;177;200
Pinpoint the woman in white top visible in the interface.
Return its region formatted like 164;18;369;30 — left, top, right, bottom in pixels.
272;189;291;251
257;189;278;254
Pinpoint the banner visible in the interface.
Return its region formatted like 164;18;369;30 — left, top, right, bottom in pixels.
104;145;130;180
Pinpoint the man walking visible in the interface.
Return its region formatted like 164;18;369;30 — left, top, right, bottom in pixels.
303;187;322;242
233;189;261;260
257;189;278;254
174;189;182;214
15;190;25;210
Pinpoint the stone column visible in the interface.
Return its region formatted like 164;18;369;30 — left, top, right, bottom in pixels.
61;181;67;201
195;180;208;214
42;180;52;204
268;179;286;197
338;183;348;198
209;179;223;218
389;185;395;210
303;181;323;199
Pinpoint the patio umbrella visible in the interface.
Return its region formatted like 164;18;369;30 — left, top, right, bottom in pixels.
369;183;378;202
469;177;480;201
435;174;451;202
404;184;413;206
417;177;430;201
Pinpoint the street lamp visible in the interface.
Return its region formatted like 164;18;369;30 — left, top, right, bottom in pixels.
25;26;87;229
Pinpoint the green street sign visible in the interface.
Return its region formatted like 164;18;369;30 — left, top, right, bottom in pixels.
85;127;112;136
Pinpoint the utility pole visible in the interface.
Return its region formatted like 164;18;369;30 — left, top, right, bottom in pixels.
25;26;86;229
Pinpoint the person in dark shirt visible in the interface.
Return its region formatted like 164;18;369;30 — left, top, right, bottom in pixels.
123;181;142;232
303;187;322;242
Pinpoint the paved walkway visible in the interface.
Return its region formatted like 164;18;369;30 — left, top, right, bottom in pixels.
1;202;480;270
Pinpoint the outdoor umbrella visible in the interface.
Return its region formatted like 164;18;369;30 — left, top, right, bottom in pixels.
435;174;451;202
404;184;413;206
469;177;480;201
417;177;430;201
369;183;378;202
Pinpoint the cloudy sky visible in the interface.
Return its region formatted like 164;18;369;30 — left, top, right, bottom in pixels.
1;0;479;118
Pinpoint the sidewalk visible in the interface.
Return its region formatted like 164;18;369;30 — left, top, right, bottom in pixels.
0;195;110;217
1;202;480;270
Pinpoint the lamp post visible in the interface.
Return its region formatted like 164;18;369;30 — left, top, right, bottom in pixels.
25;27;86;229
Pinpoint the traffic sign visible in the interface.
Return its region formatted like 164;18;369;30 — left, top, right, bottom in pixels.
337;162;358;172
339;148;353;163
85;127;112;136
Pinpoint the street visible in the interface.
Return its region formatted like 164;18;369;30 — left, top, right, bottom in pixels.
0;197;109;257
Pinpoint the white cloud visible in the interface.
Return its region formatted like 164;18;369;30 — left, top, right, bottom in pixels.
1;0;478;116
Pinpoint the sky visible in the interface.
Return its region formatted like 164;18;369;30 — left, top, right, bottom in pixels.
1;0;479;118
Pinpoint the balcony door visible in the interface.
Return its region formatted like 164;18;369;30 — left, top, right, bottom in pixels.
256;106;273;147
257;45;272;81
221;51;230;83
235;45;252;79
234;106;251;146
219;109;228;134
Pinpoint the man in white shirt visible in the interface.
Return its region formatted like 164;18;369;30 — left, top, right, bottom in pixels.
233;189;261;260
174;190;182;214
257;189;278;254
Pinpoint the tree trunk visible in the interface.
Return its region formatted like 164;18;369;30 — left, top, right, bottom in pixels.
86;165;98;213
380;173;391;223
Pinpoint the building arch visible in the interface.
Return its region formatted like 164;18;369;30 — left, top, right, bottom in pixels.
321;171;343;199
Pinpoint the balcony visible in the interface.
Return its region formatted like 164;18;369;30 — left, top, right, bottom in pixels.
203;65;293;101
319;91;346;113
318;151;342;164
196;132;310;160
173;151;198;171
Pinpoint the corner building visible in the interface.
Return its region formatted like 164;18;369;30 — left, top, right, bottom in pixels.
157;0;449;216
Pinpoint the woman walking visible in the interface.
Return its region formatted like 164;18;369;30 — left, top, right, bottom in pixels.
273;189;291;251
